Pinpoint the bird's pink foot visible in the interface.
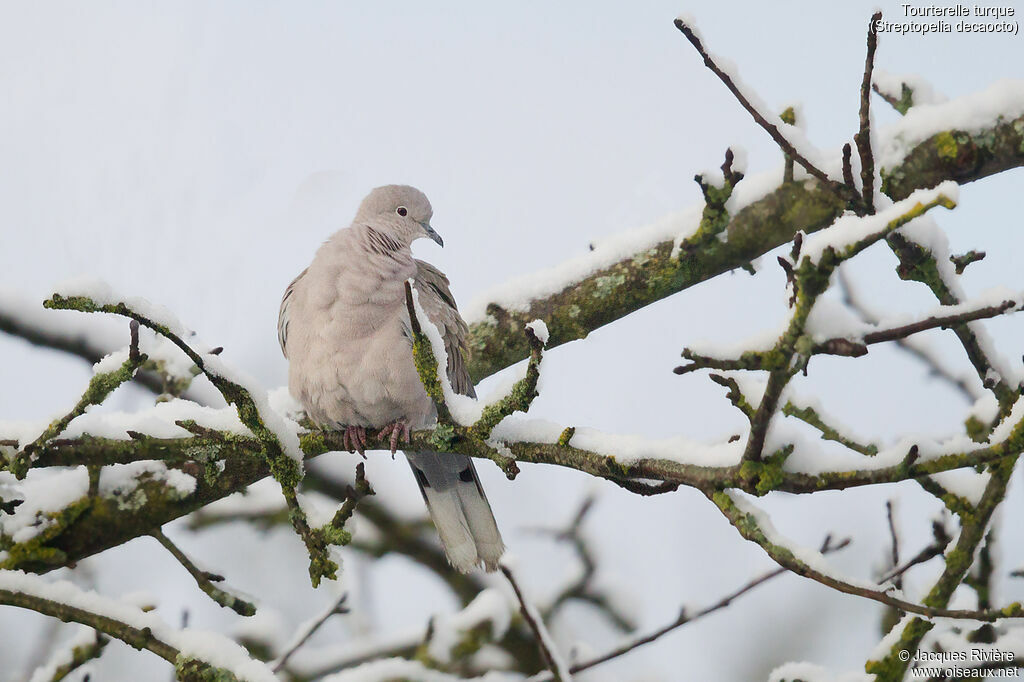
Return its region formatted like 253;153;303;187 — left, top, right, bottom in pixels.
376;419;411;454
342;425;367;457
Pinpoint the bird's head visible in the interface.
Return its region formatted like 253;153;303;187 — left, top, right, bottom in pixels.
355;185;442;248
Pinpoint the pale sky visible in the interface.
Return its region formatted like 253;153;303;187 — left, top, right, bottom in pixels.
0;2;1022;680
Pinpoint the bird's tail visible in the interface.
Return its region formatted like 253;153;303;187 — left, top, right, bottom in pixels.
405;451;505;573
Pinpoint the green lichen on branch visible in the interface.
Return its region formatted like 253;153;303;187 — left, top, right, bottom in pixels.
151;528;257;617
174;657;242;682
880;113;1024;201
870;459;1020;680
465;111;1023;383
466;178;847;383
8;344;147;478
782;402;878;456
887;231;1018;415
873;81;916;115
712;488;1022;623
0;496;92;570
708;374;756;420
916;475;975;517
404;281;454;424
308;461;375;558
403;281;529;478
737;446;792;495
684;147;745;246
42;292;347;587
780;106;797;181
471;325;544;440
10;402;1024;576
0;582;249;680
49;631;110;681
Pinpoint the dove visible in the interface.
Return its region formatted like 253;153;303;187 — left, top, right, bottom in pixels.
278;185;504;572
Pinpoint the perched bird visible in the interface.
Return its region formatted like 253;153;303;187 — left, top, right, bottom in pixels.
278;185;504;572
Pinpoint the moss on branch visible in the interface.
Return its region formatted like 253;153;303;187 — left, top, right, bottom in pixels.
41;294;359;587
0;585;242;681
465;116;1024;382
712;490;1022;622
880;114;1024;201
9;409;1024;575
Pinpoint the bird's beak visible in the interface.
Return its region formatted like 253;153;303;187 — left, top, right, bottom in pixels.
421;222;444;247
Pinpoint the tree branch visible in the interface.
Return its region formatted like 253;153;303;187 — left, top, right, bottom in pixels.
712;490;1021;622
672;17;852;202
813;299;1019;356
837;269;981;402
0;577;256;680
0;301;176;398
7;405;1024;575
539;535;851;678
39;292;356;587
463;101;1024;382
10;321;147;478
271;593;349;673
854;12;882;213
151;527;257;617
501;565;568;681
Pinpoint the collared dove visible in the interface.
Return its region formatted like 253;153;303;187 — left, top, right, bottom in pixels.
278;185;504;573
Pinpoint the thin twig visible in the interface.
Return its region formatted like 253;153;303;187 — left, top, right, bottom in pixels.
714;491;1021;622
877;519;950;585
872;82;914;115
471;323;545;440
837;270;979;402
271;593;349;673
886;231;1018;413
814;299;1019;356
501;565;567;681
403;281;455;425
708;374;756;421
951;250;986;274
854;12;882;213
529;535;850;678
535;496;636;632
673;18;856;205
151;528;256;617
742;369;789;463
842;142;856;191
859;301;1016;346
0;306;172;397
885;500;901;590
782;402;878;456
10;323;148;477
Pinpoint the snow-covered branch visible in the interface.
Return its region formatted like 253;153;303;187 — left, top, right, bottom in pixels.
2;10;1023;680
463;80;1024;382
0;570;276;681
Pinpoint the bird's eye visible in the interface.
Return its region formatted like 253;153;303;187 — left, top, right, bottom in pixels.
396;206;408;217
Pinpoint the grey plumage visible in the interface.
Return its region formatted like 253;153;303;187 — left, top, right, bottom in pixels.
279;185;504;572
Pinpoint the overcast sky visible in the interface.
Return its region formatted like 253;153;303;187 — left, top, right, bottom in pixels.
1;2;1022;680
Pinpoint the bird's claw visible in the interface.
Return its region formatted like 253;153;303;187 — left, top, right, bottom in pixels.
376;420;411;454
343;425;367;457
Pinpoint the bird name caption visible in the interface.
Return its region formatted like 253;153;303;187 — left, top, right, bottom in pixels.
901;647;1021;677
874;4;1019;34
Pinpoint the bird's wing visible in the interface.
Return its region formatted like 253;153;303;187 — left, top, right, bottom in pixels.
278;267;308;358
413;259;475;398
